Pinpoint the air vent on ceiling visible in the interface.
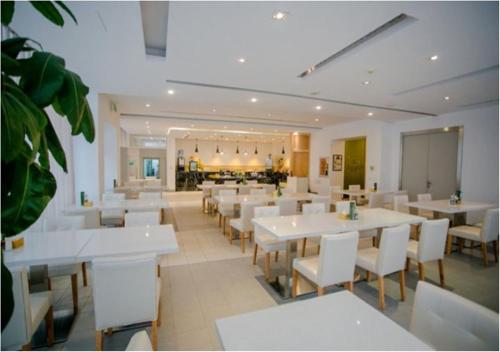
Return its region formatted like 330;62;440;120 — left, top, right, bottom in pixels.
298;13;414;78
140;1;169;57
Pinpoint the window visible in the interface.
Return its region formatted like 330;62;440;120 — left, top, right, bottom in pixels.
143;158;160;178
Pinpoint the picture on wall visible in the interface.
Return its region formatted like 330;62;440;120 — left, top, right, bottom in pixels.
333;154;343;171
319;157;329;176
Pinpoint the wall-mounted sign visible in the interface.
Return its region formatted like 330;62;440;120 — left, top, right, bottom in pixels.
332;154;343;171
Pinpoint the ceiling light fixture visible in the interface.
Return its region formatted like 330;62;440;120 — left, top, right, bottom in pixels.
314;118;319;122
363;81;370;85
254;145;258;154
251;97;258;103
281;144;285;154
195;139;199;153
429;55;438;61
443;127;449;132
236;142;239;154
238;58;246;63
315;105;322;110
272;11;287;20
444;96;450;101
167;89;175;95
368;112;374;116
145;104;151;107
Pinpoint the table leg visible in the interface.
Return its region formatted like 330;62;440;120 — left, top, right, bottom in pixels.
283;239;298;298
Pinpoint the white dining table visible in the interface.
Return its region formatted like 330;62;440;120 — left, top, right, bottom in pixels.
216;290;431;350
196;183;265;191
406;200;496;225
65;199;170;212
252;208;425;298
214;192;315;206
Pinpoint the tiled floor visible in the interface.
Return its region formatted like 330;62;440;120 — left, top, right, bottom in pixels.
41;192;498;350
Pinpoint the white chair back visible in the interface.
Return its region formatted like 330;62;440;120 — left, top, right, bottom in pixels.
102;193;125;202
239;202;264;231
247;180;258;185
410;281;499;351
417;193;432;202
138;192;161;200
317;232;359;287
393;194;409;213
335;201;351;214
281;187;293;194
1;267;32;349
92;254;158;330
202;181;215;185
224;180;237;185
202;181;215;196
277;198;298;216
311;195;331;212
376;224;410;276
348;184;360;191
250;188;266;195
124;212;160;227
481;208;499;243
254;205;280;218
43;215;85;232
219;189;237;196
368;193;385;208
417;219;449;262
302;203;326;215
238;186;251;195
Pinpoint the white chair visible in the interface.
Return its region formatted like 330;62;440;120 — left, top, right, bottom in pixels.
252;206;285;281
218;189;237;234
206;187;223;215
238;185;251;195
416;193;434;219
311;195;331;212
301;203;326;256
1;267;54;350
229;201;263;253
224;180;237;185
138;192;162;200
368;193;385;208
124;211;160;227
410;281;499;351
247;180;258;185
393;194;409;213
406;219;449;287
262;184;276;194
276;198;298;216
330;185;343;203
292;232;359;297
335;200;351;214
448;208;499;266
126;330;153;351
101;193;125;226
250;188;266;195
43;215;86;315
356;224;410;310
92;254;161;351
348;184;360;191
201;181;215;213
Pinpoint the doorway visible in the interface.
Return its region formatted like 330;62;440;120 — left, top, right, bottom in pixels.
143;158;160;178
400;127;462;200
344;138;366;189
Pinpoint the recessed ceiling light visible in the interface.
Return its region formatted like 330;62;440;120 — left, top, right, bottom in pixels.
251;97;258;103
314;118;319;122
167;89;175;95
443;127;449;132
272;11;288;20
444;96;450;101
145;104;151;107
145;121;149;124
212;108;217;112
237;58;246;63
267;113;272;117
315;105;322;110
368;112;374;116
190;124;194;128
363;81;370;85
429;55;438;61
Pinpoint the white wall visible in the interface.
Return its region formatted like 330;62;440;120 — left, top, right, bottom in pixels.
309;104;499;204
103;121;118;192
330;140;345;187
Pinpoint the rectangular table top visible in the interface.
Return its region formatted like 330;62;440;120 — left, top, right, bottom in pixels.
214;193;314;206
406;200;496;214
196;184;266;190
215;290;430;350
252;208;425;241
331;189;394;196
4;225;178;267
65;199;170;212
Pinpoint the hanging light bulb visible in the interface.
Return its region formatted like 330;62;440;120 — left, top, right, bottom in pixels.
216;144;220;153
254;145;258;154
236;142;239;154
281;145;285;154
195;139;199;153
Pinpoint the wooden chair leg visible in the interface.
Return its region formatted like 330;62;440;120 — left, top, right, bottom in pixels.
405;257;410;272
438;259;445;287
317;245;321;255
157;299;162;327
106;328;113;336
275;251;279;262
494;240;499;263
229;226;233;244
301;238;307;257
151;320;158;351
399;270;406;301
218;213;222;227
47;277;52;290
345;281;353;292
481;242;488;267
372;236;377;247
240;232;245;253
222;216;226;234
82;262;88;287
291;269;298;298
377;276;385;310
157;264;161;278
71;273;78;315
45;306;54;346
417;262;425;281
446;235;453;255
252;244;258;265
264;253;271;281
317;287;325;296
96;330;103;351
365;271;371;282
458;238;464;253
21;343;31;351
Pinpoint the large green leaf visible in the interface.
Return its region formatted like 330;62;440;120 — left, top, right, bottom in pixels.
54;70;94;142
1;52;22;77
43;111;67;172
1;158;57;237
38;133;50;170
1;0;15;26
54;1;77;24
29;1;64;27
19;52;66;107
1;256;14;331
1;37;31;60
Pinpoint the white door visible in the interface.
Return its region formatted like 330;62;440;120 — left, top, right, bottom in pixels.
401;130;459;201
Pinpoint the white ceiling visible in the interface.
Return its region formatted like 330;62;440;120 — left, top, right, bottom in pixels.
11;1;499;136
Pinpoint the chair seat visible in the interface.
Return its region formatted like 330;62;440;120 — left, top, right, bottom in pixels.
229;218;243;232
255;233;286;252
30;291;52;331
449;226;481;242
356;247;379;273
156;278;161;309
293;256;319;284
219;207;235;217
48;263;79;278
406;240;419;260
